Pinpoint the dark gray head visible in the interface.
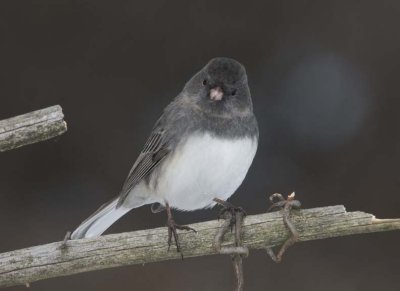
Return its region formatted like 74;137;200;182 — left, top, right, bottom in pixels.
182;57;252;117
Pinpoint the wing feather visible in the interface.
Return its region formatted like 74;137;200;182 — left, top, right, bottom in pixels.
117;124;170;207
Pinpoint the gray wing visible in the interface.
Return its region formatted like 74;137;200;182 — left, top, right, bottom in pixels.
117;122;170;207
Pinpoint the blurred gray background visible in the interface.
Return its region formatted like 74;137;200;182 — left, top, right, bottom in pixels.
1;1;399;290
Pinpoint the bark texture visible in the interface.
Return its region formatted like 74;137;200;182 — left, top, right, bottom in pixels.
0;205;399;288
0;105;67;152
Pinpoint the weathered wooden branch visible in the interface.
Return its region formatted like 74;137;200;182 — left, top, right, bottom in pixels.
0;105;67;152
0;205;399;288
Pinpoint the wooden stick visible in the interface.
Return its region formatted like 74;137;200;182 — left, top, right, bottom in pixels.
0;205;399;288
0;105;67;152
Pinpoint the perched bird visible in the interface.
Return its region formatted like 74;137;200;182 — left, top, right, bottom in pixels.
71;57;259;252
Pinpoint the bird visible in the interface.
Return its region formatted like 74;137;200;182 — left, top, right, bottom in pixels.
70;57;259;252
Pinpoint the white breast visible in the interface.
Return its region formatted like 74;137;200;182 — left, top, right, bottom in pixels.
153;133;257;211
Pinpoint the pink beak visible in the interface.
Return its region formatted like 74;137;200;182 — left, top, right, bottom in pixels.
210;86;224;101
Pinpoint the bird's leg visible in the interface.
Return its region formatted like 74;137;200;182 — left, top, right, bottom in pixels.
265;192;301;263
213;198;248;291
165;202;196;259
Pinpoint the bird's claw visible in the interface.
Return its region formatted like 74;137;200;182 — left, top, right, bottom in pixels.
166;214;196;259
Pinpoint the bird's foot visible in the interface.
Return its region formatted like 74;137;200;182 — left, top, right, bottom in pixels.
266;192;301;263
165;203;196;259
166;218;197;255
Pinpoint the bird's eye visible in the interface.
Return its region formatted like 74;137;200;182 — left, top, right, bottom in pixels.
231;89;237;96
202;79;207;86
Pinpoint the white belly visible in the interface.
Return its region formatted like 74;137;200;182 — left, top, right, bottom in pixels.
152;133;257;210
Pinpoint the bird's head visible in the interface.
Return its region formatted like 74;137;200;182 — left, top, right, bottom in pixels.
182;57;252;117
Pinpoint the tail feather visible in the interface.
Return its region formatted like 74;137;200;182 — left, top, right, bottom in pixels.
71;198;130;239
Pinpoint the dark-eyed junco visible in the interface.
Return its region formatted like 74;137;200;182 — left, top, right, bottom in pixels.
71;57;259;251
